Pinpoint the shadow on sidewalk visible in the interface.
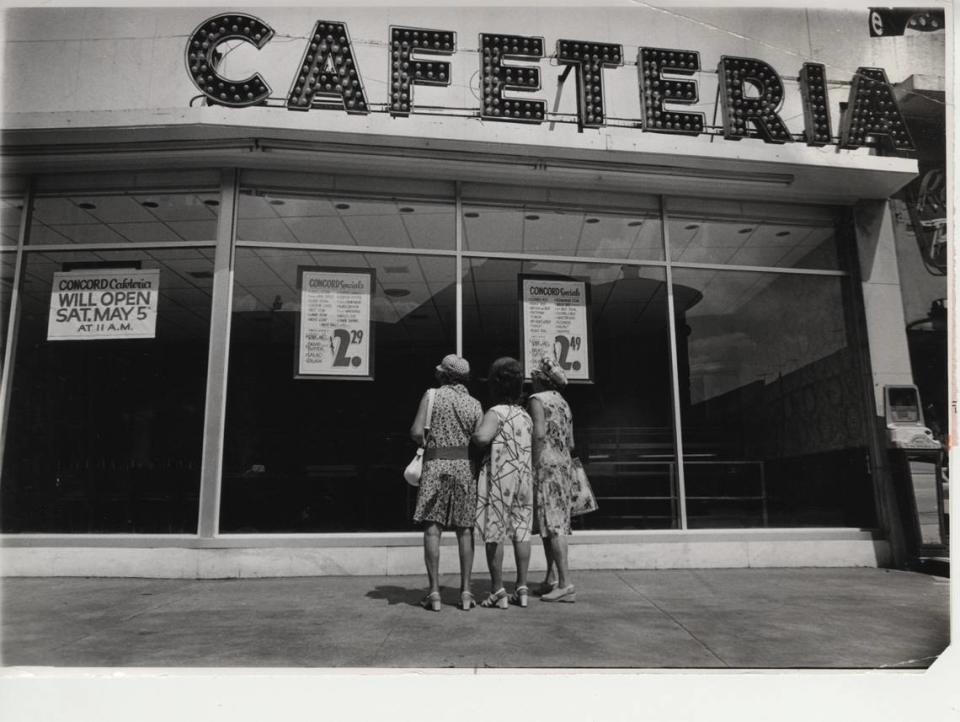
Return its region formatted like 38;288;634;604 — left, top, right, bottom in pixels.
365;585;426;607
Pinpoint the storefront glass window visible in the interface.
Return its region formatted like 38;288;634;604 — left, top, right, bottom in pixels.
220;248;457;532
668;213;840;270
238;190;456;250
1;197;22;247
1;247;215;532
26;191;220;245
671;268;874;527
463;258;678;529
1;251;15;362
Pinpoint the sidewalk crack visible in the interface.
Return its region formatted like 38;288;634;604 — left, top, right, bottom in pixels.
615;572;730;668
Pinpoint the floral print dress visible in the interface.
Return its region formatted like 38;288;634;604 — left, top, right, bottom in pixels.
413;384;483;529
529;390;575;537
475;404;533;543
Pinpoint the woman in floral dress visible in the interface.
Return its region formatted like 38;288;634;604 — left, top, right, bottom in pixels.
472;357;534;609
528;356;577;603
411;354;483;611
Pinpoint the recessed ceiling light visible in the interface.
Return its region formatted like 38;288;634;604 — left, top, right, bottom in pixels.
77;202;97;210
384;288;410;297
399;207;415;213
203;199;219;207
141;201;159;208
335;203;350;210
525;214;540;221
775;231;791;237
585;218;600;224
627;221;644;227
738;228;753;234
684;224;699;230
464;212;480;218
268;199;286;206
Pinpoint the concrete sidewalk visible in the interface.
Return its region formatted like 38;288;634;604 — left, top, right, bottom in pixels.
1;568;949;669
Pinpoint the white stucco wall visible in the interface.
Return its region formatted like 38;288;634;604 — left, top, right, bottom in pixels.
0;5;944;155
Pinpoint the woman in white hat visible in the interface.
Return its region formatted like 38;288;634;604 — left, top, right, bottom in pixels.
410;354;483;611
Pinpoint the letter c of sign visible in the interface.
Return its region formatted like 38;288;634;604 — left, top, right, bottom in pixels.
185;13;274;107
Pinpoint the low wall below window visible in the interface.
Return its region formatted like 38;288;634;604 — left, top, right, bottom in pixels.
1;529;891;577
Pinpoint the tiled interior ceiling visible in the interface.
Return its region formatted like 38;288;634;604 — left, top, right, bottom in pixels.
8;191;842;343
27;193;220;245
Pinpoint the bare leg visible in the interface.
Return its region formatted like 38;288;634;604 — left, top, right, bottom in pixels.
541;536;556;586
485;542;504;592
455;527;475;594
513;540;531;590
548;534;572;588
423;523;442;593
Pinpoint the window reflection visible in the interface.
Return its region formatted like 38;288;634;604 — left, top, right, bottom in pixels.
221;249;457;532
1;248;214;532
673;268;873;527
463;258;678;529
1;198;22;247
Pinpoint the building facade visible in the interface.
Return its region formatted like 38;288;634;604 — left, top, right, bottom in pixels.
0;6;947;576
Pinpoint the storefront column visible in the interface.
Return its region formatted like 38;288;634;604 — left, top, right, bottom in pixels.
852;199;913;565
0;181;33;464
196;169;239;537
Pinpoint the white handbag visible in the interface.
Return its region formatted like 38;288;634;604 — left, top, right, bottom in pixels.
404;388;435;487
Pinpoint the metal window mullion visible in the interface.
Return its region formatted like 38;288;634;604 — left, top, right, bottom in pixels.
0;181;34;467
197;169;239;538
661;196;689;530
455;180;463;355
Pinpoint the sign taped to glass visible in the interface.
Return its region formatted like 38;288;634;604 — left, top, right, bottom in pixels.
296;266;375;380
520;275;592;383
47;268;160;341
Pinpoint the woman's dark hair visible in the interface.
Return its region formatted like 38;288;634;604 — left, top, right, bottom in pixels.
487;357;524;405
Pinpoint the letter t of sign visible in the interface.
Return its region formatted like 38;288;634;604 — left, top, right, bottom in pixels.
555;40;623;129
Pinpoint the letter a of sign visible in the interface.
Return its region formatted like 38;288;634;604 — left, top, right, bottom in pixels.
185;13;274;107
839;67;914;152
287;21;370;114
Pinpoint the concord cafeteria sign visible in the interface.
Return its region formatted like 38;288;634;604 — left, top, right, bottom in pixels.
185;12;915;151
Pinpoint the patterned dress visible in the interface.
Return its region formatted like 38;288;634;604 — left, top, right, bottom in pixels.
413;384;483;529
530;390;575;537
475;404;534;543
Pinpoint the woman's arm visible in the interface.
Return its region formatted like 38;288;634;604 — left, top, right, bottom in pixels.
471;408;501;448
409;390;430;445
529;397;546;468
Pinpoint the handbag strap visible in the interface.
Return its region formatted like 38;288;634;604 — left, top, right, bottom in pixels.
424;388;436;433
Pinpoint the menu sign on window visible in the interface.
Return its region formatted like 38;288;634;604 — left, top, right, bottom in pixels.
47;268;160;341
519;275;592;383
297;267;375;379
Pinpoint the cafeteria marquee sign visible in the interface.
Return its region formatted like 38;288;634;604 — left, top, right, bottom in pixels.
185;12;915;152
